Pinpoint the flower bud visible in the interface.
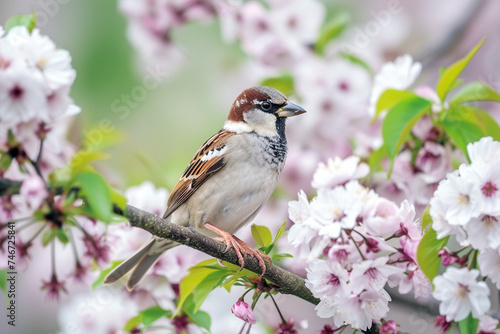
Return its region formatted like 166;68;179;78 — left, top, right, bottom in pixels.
231;300;256;324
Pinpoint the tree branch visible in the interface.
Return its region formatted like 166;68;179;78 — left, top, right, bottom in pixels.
1;177;319;305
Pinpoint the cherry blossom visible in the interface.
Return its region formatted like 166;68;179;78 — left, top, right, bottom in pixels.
432;267;490;322
369;54;422;116
311;156;369;190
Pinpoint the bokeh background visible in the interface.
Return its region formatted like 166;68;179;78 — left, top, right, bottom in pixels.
1;0;500;333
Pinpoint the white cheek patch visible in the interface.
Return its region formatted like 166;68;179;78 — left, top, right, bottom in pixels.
200;146;227;161
243;109;278;137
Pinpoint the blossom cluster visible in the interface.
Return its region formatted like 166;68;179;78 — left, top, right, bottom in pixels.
0;25;79;180
218;0;324;68
429;137;500;324
118;0;217;69
288;155;432;330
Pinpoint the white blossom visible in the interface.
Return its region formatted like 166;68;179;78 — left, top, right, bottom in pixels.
478;248;500;289
433;267;490;322
369;54;422;116
312;156;369;190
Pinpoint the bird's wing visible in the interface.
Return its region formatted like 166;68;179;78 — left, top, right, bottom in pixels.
162;130;234;219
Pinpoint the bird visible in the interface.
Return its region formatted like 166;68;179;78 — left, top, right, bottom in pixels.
104;86;306;290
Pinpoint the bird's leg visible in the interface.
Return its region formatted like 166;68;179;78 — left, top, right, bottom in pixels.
204;222;271;276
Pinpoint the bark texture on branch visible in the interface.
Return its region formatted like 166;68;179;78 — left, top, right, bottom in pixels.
122;204;319;305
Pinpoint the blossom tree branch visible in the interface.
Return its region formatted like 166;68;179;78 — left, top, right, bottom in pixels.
119;204;319;305
0;176;319;305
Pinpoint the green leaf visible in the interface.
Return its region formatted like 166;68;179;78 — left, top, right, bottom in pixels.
436;39;485;102
41;228;57;247
458;313;479;334
417;227;449;284
55;228;69;244
82;127;124;152
469;107;500;141
421;205;432;229
339;52;373;74
69;151;108;175
124;314;142;332
260;74;294;97
178;259;219;311
110;188;127;211
192;271;229;312
442;107;486;162
368;145;388;172
373;89;417;122
0;154;13;175
381;96;432;175
272;253;293;262
315;14;349;55
5;14;37;33
273;221;287;245
450;82;500;106
251;224;273;248
140;306;171;327
93;261;122;289
183;295;211;331
0;270;7;296
188;309;211;331
73;171;112;222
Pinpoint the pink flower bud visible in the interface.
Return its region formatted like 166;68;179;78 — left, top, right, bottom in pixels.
380;320;397;334
231;300;256;324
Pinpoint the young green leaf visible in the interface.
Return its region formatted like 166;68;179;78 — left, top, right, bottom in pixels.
183;295;212;331
436;39;485;102
458;313;479;334
123;314;142;332
73;171;113;222
41;228;57;247
469;107;500;141
55;228;69;244
140;306;171;327
69;151;108;175
421;206;432;229
416;227;449;284
93;261;122;289
178;259;219;311
192;271;229;313
450;82;500;106
442;107;486;162
260;74;294;97
273;221;287;245
368;145;388;172
251;224;273;248
381;96;432;175
5;13;37;33
315;14;349;55
373;89;417;122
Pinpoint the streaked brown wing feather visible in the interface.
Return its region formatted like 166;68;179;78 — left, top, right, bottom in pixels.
162;130;234;219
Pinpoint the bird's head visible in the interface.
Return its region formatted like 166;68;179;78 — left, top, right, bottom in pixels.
224;86;306;137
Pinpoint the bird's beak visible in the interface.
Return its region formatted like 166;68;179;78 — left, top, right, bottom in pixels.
276;102;307;117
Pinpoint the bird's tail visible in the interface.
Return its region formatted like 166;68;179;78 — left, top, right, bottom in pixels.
103;237;178;290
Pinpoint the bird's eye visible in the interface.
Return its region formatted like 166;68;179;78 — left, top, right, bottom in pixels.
260;101;272;111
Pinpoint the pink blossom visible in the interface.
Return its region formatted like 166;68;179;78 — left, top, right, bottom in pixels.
380;320;397;334
434;315;452;333
41;273;67;300
19;174;47;210
477;315;500;334
231;300;256;324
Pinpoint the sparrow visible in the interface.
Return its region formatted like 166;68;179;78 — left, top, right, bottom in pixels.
104;86;306;290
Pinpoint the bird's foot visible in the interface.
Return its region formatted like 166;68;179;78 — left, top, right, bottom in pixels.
204;222;271;276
